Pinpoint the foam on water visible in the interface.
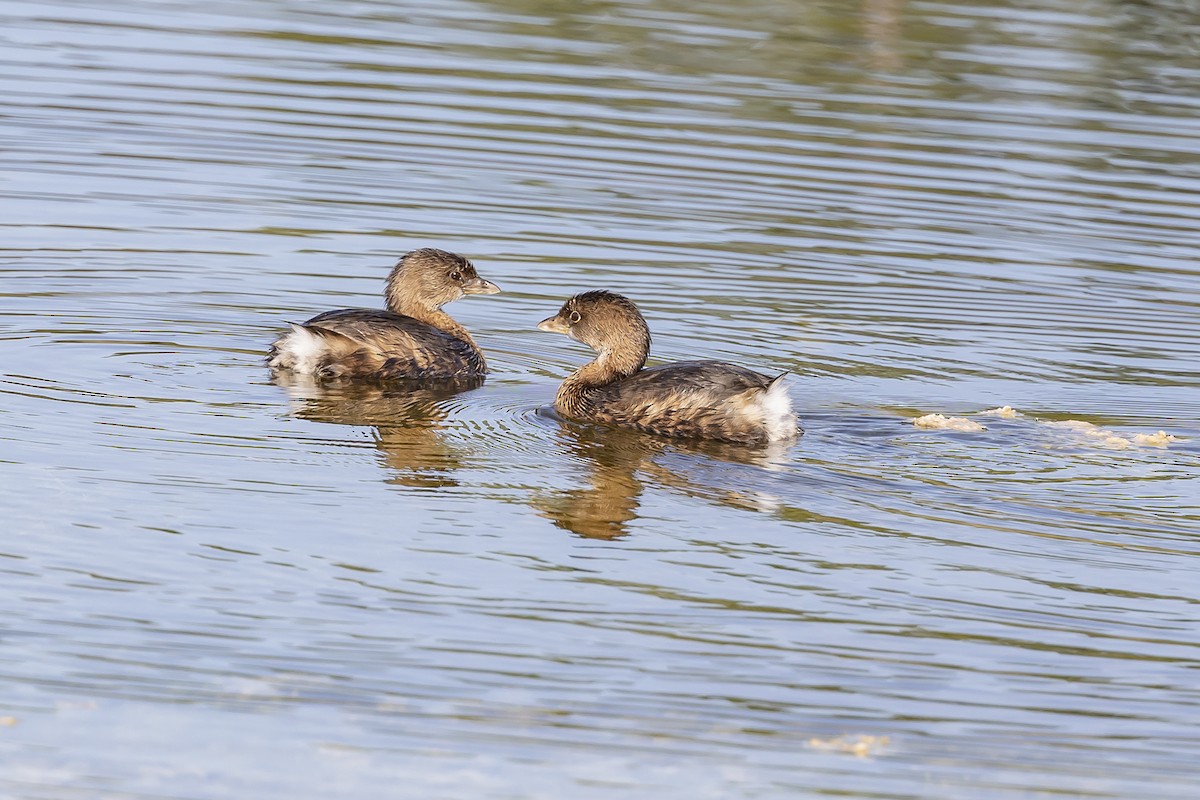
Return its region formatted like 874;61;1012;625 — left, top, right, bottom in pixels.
912;406;1186;450
912;413;987;432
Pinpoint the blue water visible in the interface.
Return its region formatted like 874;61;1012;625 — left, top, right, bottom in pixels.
2;0;1199;797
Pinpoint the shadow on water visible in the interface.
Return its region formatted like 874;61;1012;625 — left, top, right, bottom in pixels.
272;371;484;489
534;416;797;539
275;367;801;539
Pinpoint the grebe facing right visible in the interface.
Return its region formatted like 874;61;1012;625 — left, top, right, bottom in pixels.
269;248;499;381
537;290;798;445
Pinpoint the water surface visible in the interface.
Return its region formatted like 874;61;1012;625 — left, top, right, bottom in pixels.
2;0;1199;797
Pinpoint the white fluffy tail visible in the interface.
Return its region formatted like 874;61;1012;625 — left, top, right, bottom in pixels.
268;323;329;374
757;373;800;442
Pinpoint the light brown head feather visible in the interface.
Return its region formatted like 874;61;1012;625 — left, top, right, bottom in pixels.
537;290;650;380
385;248;499;318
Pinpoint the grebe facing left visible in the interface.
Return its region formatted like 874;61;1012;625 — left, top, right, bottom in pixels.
537;290;798;445
269;248;500;381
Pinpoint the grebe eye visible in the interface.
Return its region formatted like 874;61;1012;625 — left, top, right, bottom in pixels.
450;271;461;282
568;311;581;324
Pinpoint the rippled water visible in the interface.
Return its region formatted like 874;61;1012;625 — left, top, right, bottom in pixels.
3;0;1199;797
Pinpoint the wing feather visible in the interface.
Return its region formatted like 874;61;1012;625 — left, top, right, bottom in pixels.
272;308;484;379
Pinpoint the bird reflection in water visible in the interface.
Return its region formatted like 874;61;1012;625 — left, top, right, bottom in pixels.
535;419;794;540
272;372;482;488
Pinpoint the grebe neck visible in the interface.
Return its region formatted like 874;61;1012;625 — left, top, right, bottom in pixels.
391;298;485;362
567;344;647;388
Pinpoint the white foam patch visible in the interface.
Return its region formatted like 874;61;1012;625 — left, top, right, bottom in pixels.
979;405;1021;418
913;413;987;432
911;406;1184;450
1043;419;1134;449
756;377;799;442
1044;420;1183;450
1132;431;1181;447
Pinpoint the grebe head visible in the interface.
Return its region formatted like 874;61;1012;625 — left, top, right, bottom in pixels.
537;290;650;373
386;248;500;313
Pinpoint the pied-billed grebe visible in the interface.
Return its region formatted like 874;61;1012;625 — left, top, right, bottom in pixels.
537;290;799;445
268;248;500;380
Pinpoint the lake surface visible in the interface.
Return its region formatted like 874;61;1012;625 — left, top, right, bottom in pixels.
2;0;1199;797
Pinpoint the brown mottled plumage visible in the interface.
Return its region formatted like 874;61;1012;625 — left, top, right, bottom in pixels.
537;291;800;445
268;248;499;380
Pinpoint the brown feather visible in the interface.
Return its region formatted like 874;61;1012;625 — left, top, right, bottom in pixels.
540;292;798;445
268;248;497;381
